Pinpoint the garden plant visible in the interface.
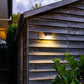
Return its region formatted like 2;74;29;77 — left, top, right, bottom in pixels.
52;53;84;84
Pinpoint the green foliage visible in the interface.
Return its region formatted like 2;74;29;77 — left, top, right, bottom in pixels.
52;53;84;84
6;13;20;84
65;53;84;79
6;13;20;54
6;23;17;84
12;13;20;25
52;58;79;84
65;53;78;70
78;55;84;79
6;24;17;44
6;23;17;56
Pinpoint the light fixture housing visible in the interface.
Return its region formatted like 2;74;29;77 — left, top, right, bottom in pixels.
44;33;52;40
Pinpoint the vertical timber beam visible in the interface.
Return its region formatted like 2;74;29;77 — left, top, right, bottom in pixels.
20;36;23;84
27;18;29;84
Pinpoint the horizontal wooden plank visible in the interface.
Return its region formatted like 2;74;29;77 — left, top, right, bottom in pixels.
69;41;84;48
29;40;84;48
29;62;72;70
29;60;53;64
29;68;70;72
51;6;84;16
29;20;68;28
29;52;84;56
29;39;68;43
29;32;84;41
29;52;65;56
69;3;84;10
29;55;80;61
30;76;84;83
29;47;84;53
29;25;67;34
80;1;84;3
30;78;84;84
29;32;67;40
29;45;84;48
29;18;84;29
30;48;67;53
29;80;52;84
29;63;55;70
29;76;55;80
29;60;67;64
68;35;84;41
37;13;84;23
29;40;68;48
29;69;55;72
68;28;84;35
29;71;57;78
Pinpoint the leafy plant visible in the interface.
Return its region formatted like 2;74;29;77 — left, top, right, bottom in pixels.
52;52;84;84
65;53;78;70
6;13;20;84
77;55;84;79
6;24;17;84
65;53;84;79
52;57;79;84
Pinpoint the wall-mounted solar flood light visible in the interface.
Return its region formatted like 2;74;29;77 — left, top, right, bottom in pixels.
44;33;52;40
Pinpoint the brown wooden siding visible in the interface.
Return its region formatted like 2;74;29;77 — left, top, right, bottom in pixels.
27;1;84;84
17;26;27;84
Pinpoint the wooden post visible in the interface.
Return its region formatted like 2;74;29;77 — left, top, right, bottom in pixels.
27;19;29;84
20;36;23;84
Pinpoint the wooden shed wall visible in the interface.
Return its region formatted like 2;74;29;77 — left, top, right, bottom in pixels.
17;25;28;84
27;1;84;84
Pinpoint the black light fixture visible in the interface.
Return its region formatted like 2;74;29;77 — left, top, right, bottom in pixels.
44;32;52;39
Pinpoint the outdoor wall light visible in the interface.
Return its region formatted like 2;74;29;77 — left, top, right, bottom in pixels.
44;33;52;40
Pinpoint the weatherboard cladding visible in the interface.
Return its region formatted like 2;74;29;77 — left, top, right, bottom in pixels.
17;0;84;84
24;0;79;18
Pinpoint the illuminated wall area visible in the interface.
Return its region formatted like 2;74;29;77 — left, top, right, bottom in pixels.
0;28;8;40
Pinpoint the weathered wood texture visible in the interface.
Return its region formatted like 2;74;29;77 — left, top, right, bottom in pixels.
24;0;79;18
17;0;84;84
27;1;84;84
17;27;27;84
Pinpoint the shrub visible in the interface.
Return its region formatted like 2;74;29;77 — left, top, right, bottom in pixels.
6;13;19;84
52;53;84;84
6;24;17;84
